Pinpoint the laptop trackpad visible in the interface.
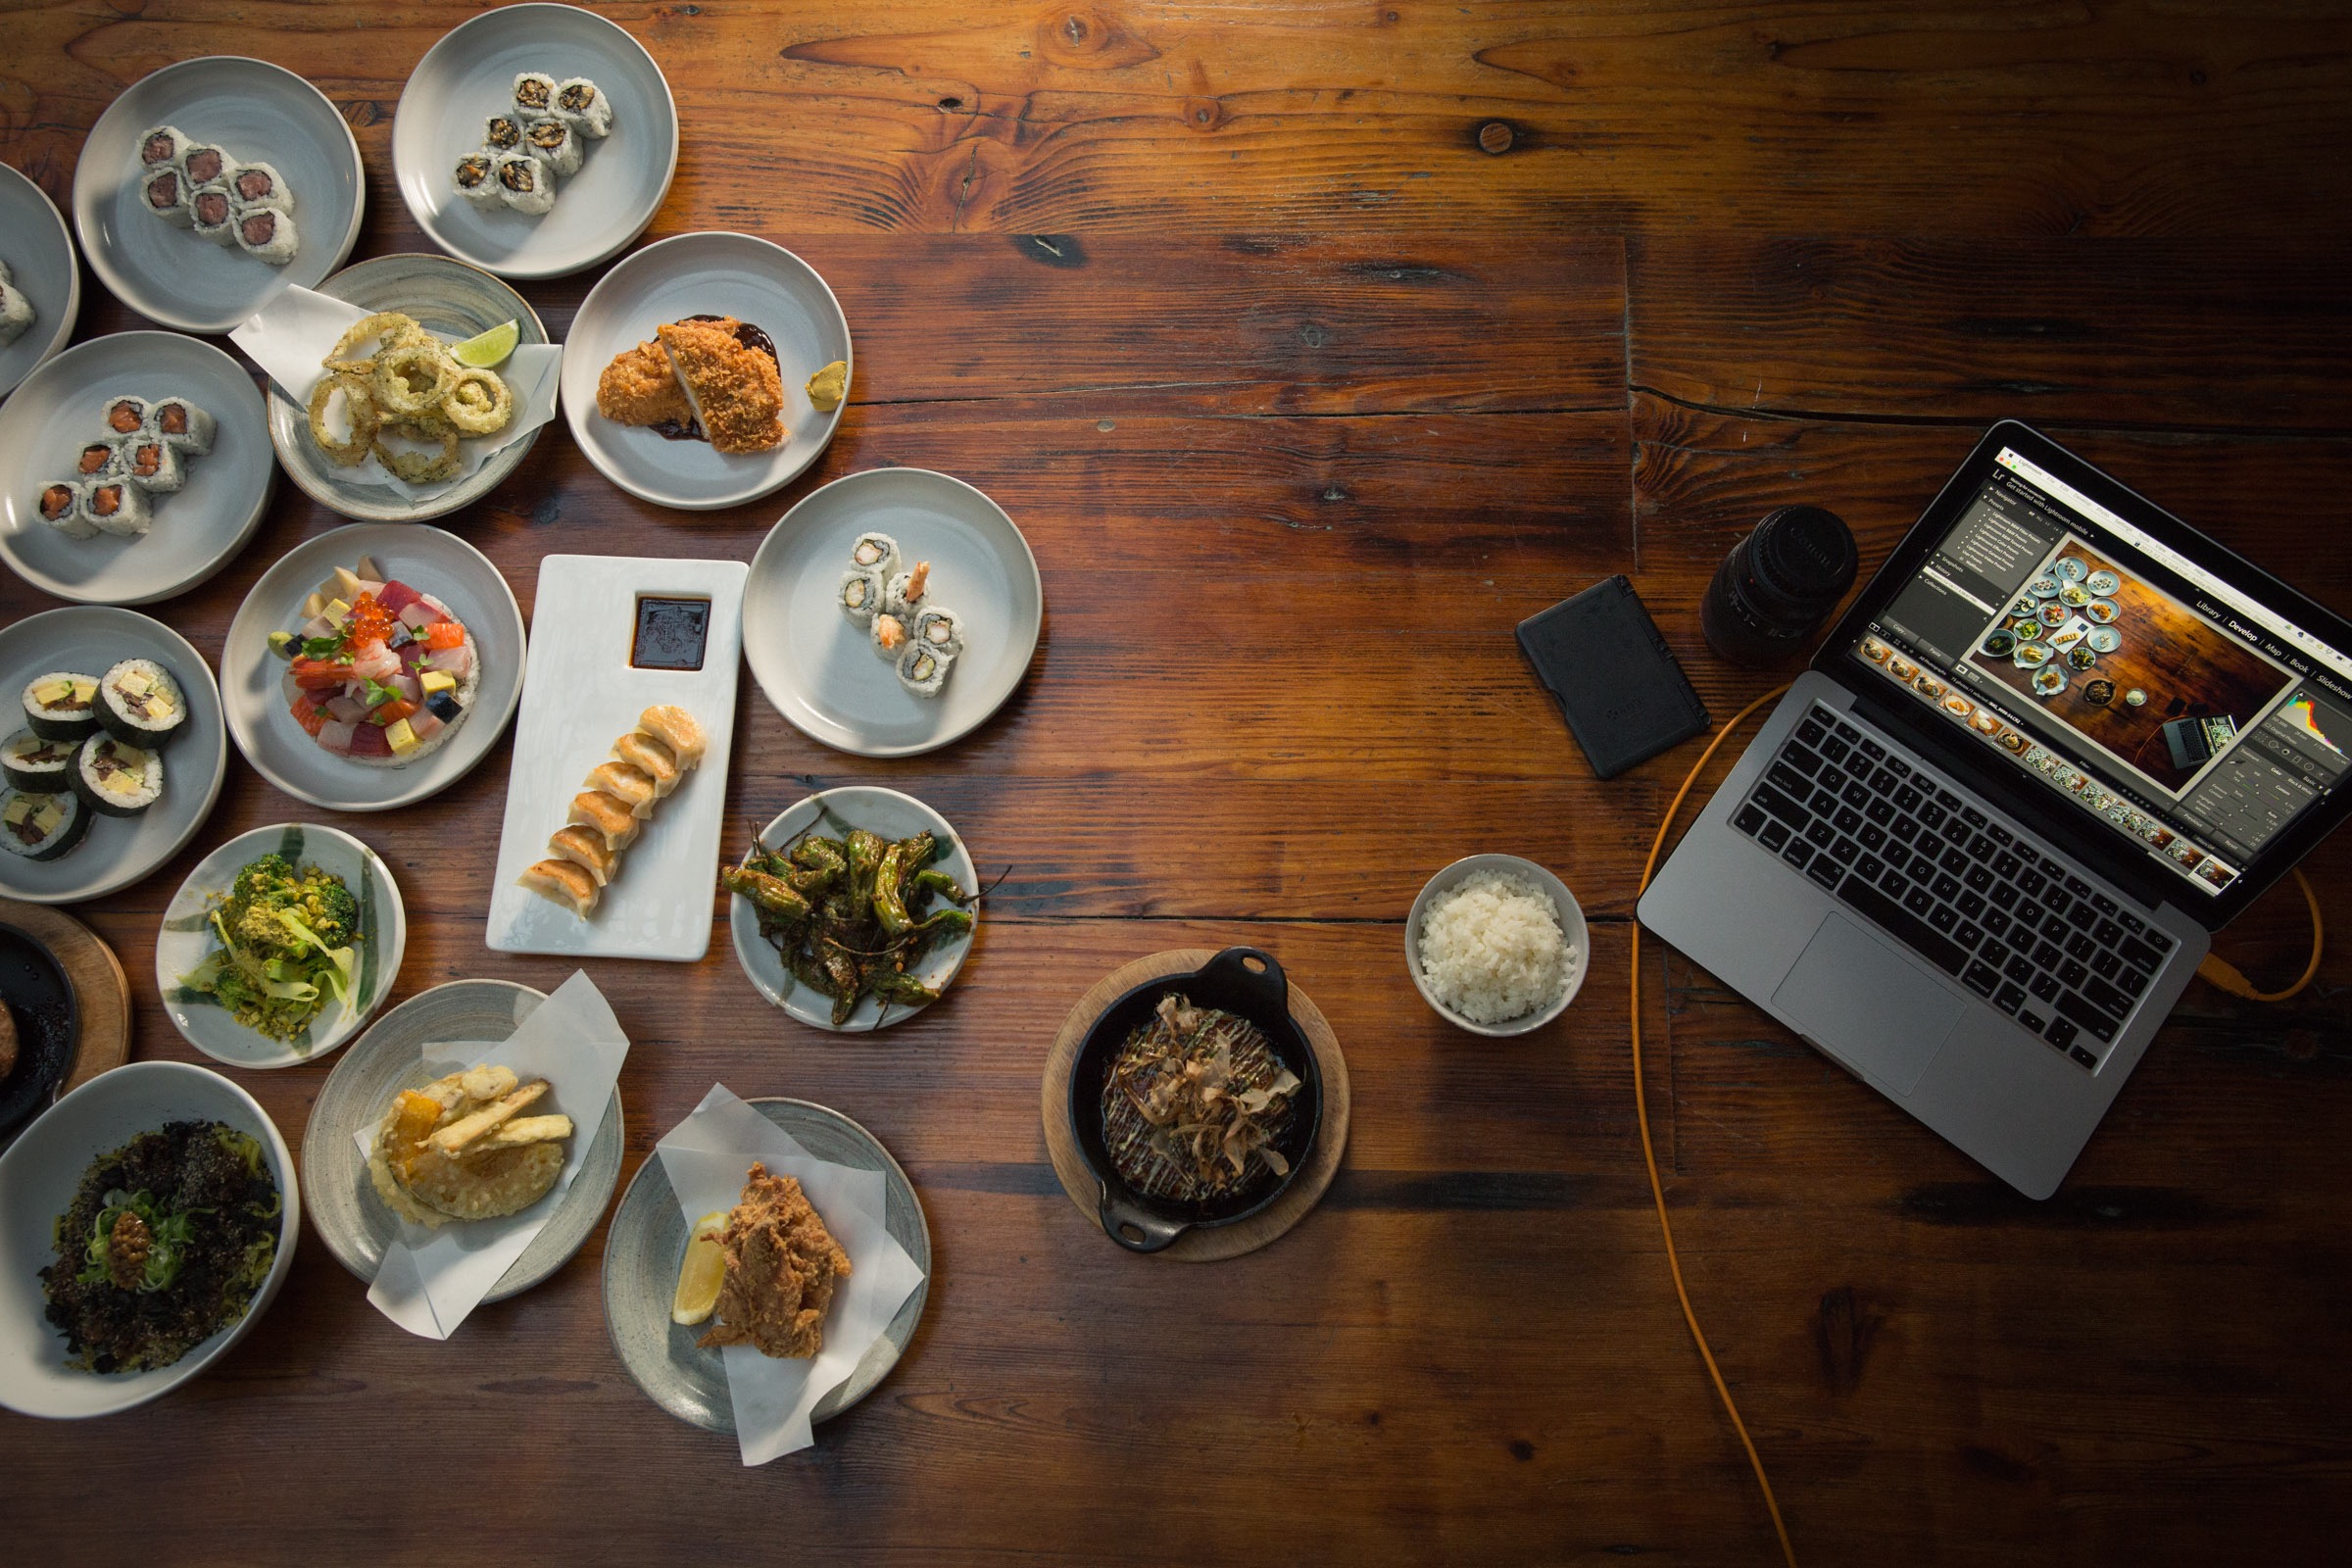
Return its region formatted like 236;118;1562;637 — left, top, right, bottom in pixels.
1772;914;1964;1096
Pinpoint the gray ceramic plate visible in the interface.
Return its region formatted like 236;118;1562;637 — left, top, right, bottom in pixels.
301;978;623;1303
0;163;78;399
603;1098;929;1435
71;56;366;335
266;253;550;522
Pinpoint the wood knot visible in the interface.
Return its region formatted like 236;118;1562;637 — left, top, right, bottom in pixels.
1478;121;1514;155
1298;322;1329;348
1038;7;1159;68
1182;96;1228;132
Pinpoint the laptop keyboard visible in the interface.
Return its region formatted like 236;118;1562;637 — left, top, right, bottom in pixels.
1732;705;2173;1073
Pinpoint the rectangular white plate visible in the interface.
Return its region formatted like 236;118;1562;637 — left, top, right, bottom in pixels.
485;555;747;960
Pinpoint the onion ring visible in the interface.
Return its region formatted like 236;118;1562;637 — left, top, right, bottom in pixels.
374;342;457;419
441;367;514;436
306;372;380;467
325;312;431;374
370;421;463;484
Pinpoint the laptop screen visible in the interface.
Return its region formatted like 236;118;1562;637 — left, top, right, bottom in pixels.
1846;444;2352;899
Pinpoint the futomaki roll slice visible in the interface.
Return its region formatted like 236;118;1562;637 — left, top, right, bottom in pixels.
0;789;88;861
71;733;163;817
96;659;187;748
0;730;77;793
22;672;100;743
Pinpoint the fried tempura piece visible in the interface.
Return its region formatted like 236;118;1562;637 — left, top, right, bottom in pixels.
658;318;785;455
473;1113;574;1151
429;1079;548;1154
697;1163;851;1359
596;339;694;428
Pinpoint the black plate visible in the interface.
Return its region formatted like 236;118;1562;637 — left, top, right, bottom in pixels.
1068;947;1323;1253
0;922;78;1135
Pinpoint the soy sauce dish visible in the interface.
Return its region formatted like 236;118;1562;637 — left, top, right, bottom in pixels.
1069;947;1321;1254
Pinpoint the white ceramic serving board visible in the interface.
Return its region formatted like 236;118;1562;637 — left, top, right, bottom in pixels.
484;555;746;961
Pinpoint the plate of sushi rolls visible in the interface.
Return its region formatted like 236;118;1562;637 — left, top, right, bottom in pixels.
72;57;365;334
0;164;78;400
743;468;1044;758
0;332;274;607
0;607;227;906
563;232;853;510
219;523;526;813
393;3;678;279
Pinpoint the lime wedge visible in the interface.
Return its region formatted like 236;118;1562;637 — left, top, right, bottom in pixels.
453;319;518;368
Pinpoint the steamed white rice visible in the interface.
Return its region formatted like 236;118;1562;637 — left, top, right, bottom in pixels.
1418;869;1573;1024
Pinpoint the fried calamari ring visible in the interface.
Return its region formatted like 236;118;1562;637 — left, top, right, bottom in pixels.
307;372;381;467
370;420;463;483
325;312;432;374
441;367;514;436
374;341;457;419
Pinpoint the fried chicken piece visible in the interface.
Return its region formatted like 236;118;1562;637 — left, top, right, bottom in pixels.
658;318;786;455
596;339;695;428
697;1163;851;1359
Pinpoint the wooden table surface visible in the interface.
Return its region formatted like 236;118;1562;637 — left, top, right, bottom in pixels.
5;4;2351;1563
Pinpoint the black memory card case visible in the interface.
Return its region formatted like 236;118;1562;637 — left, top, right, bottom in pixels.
1515;575;1711;779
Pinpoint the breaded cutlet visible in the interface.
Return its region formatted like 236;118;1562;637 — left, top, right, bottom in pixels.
596;340;695;428
658;318;786;455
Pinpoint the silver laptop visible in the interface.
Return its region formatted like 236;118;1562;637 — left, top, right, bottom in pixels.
1640;422;2352;1198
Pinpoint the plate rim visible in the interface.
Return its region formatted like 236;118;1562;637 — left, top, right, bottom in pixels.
391;2;681;281
0;330;276;606
600;1093;931;1435
0;605;228;906
559;230;852;510
218;520;526;812
153;820;409;1070
261;251;553;523
0;163;81;399
69;54;368;335
742;466;1044;758
726;784;980;1032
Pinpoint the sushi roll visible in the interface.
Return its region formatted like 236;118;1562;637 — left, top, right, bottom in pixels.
871;611;908;658
148;396;216;456
101;394;150;438
884;560;932;616
554;77;613;138
72;733;163;817
96;658;187;748
1;730;77;794
37;481;98;540
23;672;100;743
513;72;559;117
611;731;681;797
228;160;295;215
484;115;526;156
566;790;641;855
138;125;191;171
82;479;152;538
74;437;127;481
896;641;955;699
0;789;88;862
123;436;186;494
0;282;25;347
839;565;886;625
521;115;582;177
548;823;619;887
188;183;237;246
518;857;599;918
584;760;660;818
910;605;965;658
453;153;503;210
491;150;555;216
175;140;231;188
141;167;193;226
235;207;299;266
849;531;901;577
634;706;706;768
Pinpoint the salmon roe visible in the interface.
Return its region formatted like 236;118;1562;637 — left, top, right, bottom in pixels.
346;593;395;647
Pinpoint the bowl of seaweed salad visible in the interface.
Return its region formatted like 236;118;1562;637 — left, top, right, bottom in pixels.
0;1060;298;1418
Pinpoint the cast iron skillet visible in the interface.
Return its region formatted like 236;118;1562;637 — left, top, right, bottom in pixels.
0;922;79;1137
1069;946;1321;1253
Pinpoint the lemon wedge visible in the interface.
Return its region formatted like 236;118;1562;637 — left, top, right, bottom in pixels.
670;1209;729;1325
453;319;519;368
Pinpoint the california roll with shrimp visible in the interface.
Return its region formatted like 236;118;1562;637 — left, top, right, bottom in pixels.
269;555;480;766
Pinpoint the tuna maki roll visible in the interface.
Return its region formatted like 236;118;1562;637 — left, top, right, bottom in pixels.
492;150;555;216
228;160;294;215
849;531;901;577
484;114;525;155
23;672;101;743
554;76;613;138
123;437;185;494
96;659;187;748
138;125;190;171
453;152;503;210
896;641;955;699
75;437;127;481
72;734;163;817
142;167;193;226
188;183;237;246
37;481;97;540
513;72;558;116
0;790;87;862
840;565;886;625
521;115;582;177
83;479;152;538
1;730;77;793
148;397;216;456
101;395;150;438
235;207;299;266
176;141;231;188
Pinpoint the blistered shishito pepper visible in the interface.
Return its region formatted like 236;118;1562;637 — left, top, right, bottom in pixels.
720;865;809;924
872;841;915;935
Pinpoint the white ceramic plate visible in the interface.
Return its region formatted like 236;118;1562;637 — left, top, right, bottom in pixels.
0;332;274;606
728;786;979;1031
485;554;745;961
72;57;365;334
157;822;407;1069
0;1060;299;1418
562;232;850;510
1404;854;1590;1037
0;163;79;399
0;607;227;906
265;253;552;523
219;522;525;812
743;468;1042;757
302;979;624;1303
394;3;677;280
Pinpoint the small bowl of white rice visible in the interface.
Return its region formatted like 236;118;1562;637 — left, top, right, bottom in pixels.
1405;855;1588;1036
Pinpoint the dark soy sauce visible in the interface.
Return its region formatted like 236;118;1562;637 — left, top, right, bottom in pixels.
631;596;711;670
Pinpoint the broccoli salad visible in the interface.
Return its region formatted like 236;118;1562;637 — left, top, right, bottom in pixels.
180;852;360;1043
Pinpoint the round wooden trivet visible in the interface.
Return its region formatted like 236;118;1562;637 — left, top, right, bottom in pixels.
1042;949;1350;1263
0;899;131;1097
